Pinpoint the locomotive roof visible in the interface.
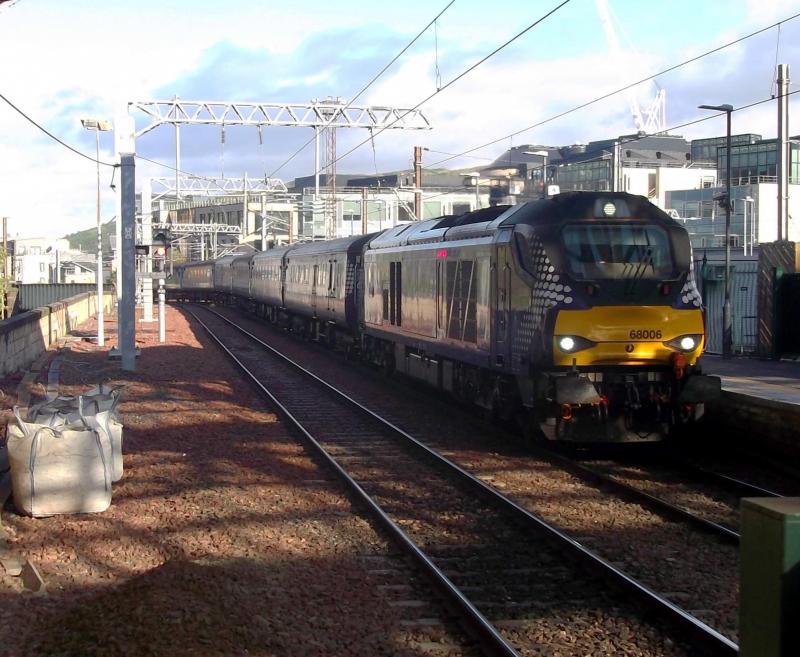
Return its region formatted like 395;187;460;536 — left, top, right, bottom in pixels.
366;192;679;250
498;192;679;228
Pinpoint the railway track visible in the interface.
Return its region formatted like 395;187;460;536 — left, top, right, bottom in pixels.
185;304;737;657
549;445;785;542
529;447;743;544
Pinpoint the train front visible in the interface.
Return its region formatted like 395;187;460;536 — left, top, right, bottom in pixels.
513;192;720;441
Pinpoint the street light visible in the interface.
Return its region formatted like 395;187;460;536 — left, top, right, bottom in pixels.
81;117;112;347
698;103;733;359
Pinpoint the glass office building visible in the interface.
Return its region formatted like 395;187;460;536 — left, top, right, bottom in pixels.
665;186;760;250
716;138;800;185
690;134;760;164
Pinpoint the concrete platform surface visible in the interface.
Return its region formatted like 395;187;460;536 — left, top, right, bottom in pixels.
700;354;800;407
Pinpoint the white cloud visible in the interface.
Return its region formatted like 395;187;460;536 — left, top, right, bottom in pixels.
3;0;800;239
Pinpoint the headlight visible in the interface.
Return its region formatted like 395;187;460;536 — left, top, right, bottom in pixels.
555;335;595;353
664;334;702;352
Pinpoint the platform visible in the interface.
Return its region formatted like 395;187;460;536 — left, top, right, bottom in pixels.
700;354;800;461
700;354;800;408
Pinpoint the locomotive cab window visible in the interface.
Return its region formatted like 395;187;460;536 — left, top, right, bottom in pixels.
562;224;673;280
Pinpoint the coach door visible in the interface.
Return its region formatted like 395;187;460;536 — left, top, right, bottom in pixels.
311;263;318;313
326;259;336;312
493;247;511;367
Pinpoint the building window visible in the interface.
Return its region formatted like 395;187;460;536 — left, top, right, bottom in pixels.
423;201;442;219
342;201;361;223
39;262;45;273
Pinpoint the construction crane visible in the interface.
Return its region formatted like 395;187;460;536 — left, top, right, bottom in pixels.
596;0;666;133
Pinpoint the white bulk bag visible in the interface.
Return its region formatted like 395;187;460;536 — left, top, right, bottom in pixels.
7;407;112;517
81;407;123;483
27;394;124;483
28;387;122;424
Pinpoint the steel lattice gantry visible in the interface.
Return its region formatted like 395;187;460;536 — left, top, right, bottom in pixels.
147;176;288;202
129;99;432;136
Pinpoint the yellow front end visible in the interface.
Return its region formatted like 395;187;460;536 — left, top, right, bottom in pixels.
552;306;705;367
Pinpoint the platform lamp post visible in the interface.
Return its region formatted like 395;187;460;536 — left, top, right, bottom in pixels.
699;103;733;359
81;117;112;347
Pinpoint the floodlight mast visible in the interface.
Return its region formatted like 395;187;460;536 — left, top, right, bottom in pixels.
80;117;112;346
698;103;733;359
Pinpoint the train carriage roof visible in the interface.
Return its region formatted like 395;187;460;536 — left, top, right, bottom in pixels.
251;244;296;263
286;232;378;258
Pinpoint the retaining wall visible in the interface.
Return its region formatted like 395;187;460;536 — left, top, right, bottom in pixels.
0;292;114;376
706;392;800;462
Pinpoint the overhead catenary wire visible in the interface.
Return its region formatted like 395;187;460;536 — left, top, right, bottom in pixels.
417;89;800;202
426;10;800;169
549;89;800;169
325;0;573;176
134;153;236;193
0;91;116;167
267;0;457;179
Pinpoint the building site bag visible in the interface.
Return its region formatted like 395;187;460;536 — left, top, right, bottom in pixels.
7;406;112;517
27;395;124;482
28;385;123;424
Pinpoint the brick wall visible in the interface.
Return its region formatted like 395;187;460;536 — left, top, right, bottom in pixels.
0;292;114;376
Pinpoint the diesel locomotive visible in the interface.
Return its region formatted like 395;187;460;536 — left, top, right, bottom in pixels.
173;191;720;441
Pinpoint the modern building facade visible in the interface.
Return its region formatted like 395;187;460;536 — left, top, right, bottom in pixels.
718;137;800;185
666;181;800;250
690;133;762;164
550;134;717;207
665;134;800;250
480;136;717;209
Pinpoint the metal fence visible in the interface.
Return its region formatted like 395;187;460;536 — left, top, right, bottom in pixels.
14;284;98;312
696;259;758;355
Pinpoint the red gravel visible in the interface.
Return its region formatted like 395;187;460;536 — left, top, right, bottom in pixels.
0;307;473;657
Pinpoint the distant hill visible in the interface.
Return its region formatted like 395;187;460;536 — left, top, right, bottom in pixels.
65;218;116;254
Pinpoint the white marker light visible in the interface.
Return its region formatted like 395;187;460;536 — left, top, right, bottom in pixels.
679;336;696;351
559;336;576;352
602;202;616;216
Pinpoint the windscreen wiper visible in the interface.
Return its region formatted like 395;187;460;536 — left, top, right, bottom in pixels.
624;245;653;295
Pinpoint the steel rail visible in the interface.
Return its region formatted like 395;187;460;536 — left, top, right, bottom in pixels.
678;461;783;499
184;306;521;657
197;305;739;657
532;448;741;544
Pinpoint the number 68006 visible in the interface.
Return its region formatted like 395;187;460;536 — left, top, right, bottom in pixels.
629;329;662;340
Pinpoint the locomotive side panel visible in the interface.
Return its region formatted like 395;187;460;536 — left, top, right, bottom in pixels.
364;238;493;350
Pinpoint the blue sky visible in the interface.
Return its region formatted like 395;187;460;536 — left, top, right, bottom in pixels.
0;0;798;238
